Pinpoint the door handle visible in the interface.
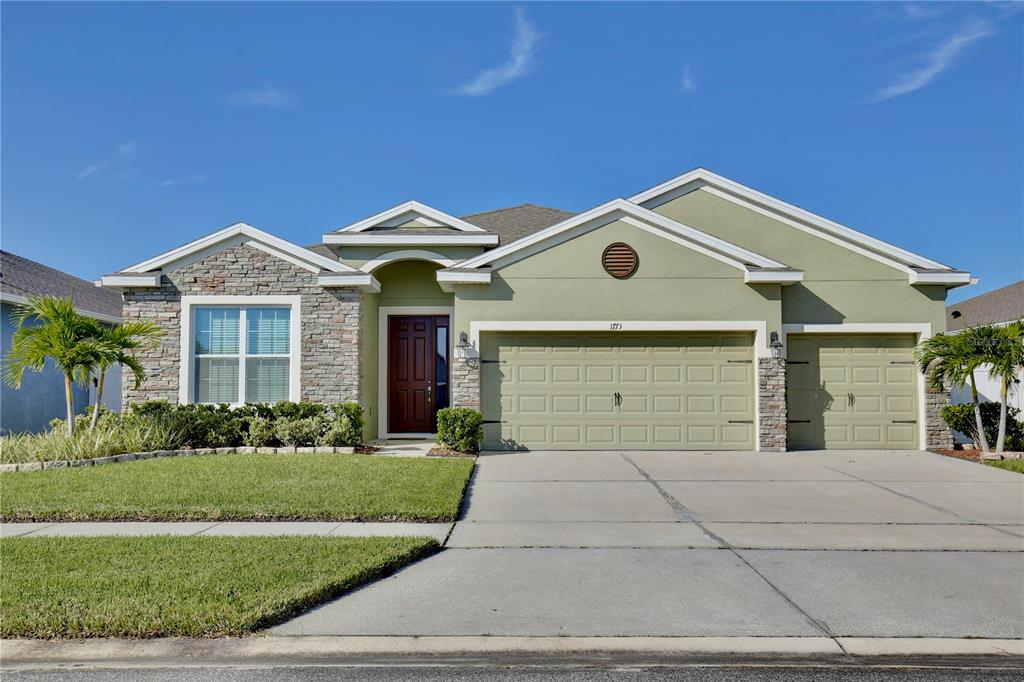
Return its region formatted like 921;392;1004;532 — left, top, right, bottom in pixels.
427;385;432;402
613;392;621;406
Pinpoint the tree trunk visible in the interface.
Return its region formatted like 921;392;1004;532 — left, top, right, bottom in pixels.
63;374;76;437
90;368;106;430
995;377;1008;453
969;371;990;453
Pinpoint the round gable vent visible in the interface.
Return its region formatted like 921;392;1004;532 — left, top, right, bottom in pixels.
601;242;638;279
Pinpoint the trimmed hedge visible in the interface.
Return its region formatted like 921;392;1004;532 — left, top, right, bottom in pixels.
129;401;365;449
436;407;483;453
942;401;1024;451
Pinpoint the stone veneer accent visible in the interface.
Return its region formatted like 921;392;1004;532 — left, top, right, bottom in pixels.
924;384;953;450
121;244;362;407
450;357;480;410
758;357;787;452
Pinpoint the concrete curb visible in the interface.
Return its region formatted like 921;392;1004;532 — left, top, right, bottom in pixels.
2;636;1022;669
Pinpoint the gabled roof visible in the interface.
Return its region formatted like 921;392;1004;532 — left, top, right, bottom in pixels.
461;204;576;243
102;223;380;292
447;198;803;286
0;250;122;322
332;201;488;233
628;168;969;285
946;280;1024;331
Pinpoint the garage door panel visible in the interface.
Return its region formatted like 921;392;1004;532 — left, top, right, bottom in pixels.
786;334;918;450
482;332;754;450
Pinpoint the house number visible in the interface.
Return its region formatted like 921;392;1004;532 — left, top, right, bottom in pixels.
609;322;622;330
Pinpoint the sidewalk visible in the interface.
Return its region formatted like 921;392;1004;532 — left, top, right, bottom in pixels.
0;521;452;542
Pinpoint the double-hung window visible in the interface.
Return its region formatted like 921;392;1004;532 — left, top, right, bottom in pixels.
192;305;293;404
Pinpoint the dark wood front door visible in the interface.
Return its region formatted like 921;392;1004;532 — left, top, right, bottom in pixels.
388;315;449;433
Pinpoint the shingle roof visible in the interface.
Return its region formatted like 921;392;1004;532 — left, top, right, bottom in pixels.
0;250;122;319
946;280;1024;331
461;204;575;243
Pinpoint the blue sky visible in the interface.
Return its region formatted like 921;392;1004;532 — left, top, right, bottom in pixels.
2;2;1020;303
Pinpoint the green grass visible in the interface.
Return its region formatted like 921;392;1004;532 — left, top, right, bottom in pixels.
0;454;474;522
0;535;437;638
986;458;1024;474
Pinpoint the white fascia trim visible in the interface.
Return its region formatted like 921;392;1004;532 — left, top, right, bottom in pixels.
457;199;790;272
359;250;458;273
317;273;381;293
436;270;492;284
179;295;302;406
629;168;954;272
469;320;770;357
122;223;356;274
99;273;163;288
781;322;932;450
335;201;487;233
744;269;805;284
323;233;499;246
909;270;973;286
0;291;122;323
378;305;454;440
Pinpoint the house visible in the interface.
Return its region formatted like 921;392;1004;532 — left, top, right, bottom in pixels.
100;168;972;451
946;281;1024;441
1;251;123;434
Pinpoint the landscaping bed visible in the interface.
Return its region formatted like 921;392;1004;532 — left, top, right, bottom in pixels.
0;535;437;638
0;454;474;522
932;448;1023;474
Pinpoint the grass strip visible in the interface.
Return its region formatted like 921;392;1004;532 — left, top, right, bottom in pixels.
986;458;1024;474
0;535;437;638
0;454;474;522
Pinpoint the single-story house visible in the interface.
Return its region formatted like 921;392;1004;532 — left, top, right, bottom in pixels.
100;168;972;451
946;281;1024;443
1;250;123;434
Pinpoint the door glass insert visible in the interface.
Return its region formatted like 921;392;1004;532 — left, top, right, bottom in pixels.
436;326;449;411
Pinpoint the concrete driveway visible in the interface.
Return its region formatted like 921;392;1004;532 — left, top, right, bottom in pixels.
273;450;1024;638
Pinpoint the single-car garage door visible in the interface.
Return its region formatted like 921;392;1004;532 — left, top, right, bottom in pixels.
480;332;755;450
786;334;919;450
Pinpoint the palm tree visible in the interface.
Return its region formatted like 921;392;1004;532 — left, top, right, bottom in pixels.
915;331;990;452
987;320;1024;453
3;297;105;435
89;321;163;429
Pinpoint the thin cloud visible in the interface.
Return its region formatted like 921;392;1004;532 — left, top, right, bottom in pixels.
904;3;946;20
229;83;300;108
75;162;106;181
680;63;697;95
869;19;996;102
457;8;541;96
117;141;138;161
75;141;137;181
154;174;207;187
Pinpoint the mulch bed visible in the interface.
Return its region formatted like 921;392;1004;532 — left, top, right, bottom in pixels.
427;447;476;458
931;448;1022;462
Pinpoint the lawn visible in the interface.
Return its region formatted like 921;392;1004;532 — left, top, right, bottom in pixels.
0;454;474;522
987;458;1024;474
0;535;437;638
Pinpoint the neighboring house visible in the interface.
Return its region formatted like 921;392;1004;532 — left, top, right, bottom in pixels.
1;251;123;434
946;281;1024;443
100;168;972;452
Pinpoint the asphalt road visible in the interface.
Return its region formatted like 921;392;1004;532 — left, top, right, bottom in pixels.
4;666;1023;682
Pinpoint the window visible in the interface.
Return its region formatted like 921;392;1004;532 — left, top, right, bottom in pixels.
192;306;292;404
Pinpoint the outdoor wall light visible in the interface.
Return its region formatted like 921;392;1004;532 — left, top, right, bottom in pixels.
456;331;473;361
769;331;784;359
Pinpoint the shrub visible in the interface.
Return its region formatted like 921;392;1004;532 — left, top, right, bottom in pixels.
436;407;483;453
243;417;277;447
1;413;185;464
274;417;323;447
942;402;1024;451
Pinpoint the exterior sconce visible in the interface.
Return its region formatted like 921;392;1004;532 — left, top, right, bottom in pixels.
769;331;784;360
456;331;474;363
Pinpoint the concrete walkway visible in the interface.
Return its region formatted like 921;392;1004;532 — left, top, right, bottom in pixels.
0;521;452;542
272;449;1024;639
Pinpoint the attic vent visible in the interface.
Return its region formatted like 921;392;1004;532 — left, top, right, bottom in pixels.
602;242;638;279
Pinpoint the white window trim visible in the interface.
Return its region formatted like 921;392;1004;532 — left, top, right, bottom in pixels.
468;320;768;451
378;306;454;440
180;295;302;405
781;322;932;450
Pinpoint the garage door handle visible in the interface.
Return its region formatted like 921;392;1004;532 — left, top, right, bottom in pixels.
891;420;917;424
613;392;622;406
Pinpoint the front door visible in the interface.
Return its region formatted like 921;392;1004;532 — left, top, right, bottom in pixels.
388;315;450;433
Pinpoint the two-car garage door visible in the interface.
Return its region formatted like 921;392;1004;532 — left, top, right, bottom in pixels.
480;332;755;450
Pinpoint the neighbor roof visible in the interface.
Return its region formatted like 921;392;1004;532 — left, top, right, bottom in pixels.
0;250;122;321
461;204;576;244
946;281;1024;331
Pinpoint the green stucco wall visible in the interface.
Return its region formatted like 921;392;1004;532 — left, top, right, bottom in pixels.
376;261;454;307
452;219;782;340
649;188;948;331
360;292;379;441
